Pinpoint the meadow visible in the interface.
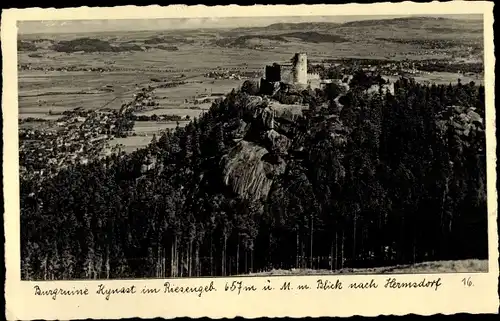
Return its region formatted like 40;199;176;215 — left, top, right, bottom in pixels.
249;260;488;276
108;121;190;152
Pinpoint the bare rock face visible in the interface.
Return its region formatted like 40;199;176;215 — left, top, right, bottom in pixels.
253;106;275;130
265;129;291;155
261;153;287;179
222;140;284;202
232;119;250;139
246;95;263;109
274;120;295;137
271;82;281;96
271;103;304;123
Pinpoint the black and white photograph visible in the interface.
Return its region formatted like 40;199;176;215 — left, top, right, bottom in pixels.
17;12;489;281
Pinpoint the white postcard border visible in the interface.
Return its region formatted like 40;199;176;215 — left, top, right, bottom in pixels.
2;2;498;319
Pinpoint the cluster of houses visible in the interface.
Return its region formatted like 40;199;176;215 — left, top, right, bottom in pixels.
204;70;261;80
332;58;482;78
204;71;243;80
132;89;158;110
19;110;122;181
19;87;162;182
19;63;115;73
18;63;171;74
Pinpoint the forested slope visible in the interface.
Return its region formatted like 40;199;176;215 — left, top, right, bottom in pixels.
20;77;487;280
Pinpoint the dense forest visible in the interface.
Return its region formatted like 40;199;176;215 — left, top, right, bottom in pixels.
318;58;484;75
20;76;488;280
50;38;144;53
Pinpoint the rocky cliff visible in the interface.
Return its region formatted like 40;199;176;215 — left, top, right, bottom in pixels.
221;95;298;202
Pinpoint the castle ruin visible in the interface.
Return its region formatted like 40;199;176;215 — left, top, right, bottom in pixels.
292;53;308;86
260;52;310;95
265;63;281;83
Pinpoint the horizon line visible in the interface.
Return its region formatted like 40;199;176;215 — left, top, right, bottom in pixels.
18;14;483;35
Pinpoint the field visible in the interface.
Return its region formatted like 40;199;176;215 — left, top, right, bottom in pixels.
18;17;484;152
18;70;154;114
108;121;191;153
108;136;154;154
248;260;488;276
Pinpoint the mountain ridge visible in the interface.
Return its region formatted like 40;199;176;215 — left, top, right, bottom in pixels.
234;16;482;32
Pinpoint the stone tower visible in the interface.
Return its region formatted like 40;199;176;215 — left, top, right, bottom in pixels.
292;53;308;86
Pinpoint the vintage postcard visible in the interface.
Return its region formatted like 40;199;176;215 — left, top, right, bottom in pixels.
2;2;498;319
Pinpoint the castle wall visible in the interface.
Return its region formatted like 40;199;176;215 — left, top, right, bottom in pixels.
281;66;293;83
307;73;321;90
307;72;320;80
308;79;321;90
265;64;281;82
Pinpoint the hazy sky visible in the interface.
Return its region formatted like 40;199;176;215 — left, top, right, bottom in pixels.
18;14;482;34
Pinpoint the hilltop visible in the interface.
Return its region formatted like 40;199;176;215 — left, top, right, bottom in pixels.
258;22;341;31
342;16;458;27
338;16;483;34
214;32;348;48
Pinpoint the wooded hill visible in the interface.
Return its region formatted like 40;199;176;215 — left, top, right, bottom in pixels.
224;17;483;42
20;76;487;280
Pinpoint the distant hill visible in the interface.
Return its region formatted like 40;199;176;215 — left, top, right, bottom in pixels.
263;22;341;31
226;22;340;34
340;16;453;27
339;16;483;32
222;16;483;43
50;38;144;53
144;36;195;45
230;16;482;33
18;40;38;52
215;32;348;48
281;32;348;43
214;34;289;48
